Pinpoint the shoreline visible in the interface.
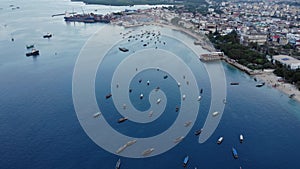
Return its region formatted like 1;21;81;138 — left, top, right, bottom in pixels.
255;73;300;102
152;23;300;103
117;19;300;103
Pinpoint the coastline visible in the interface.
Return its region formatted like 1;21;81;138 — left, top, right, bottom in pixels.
255;73;300;102
118;20;300;103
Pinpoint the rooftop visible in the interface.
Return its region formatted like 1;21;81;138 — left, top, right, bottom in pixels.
273;55;300;65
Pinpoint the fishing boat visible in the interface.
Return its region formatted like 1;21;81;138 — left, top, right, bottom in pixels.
184;121;192;127
175;106;179;112
126;139;137;146
156;98;161;104
230;82;239;85
119;47;129;52
240;134;244;143
93;112;101;118
115;158;121;169
43;33;52;38
163;75;168;79
232;147;238;159
118;117;128;123
26;44;34;49
148;111;153;117
155;86;160;91
183;156;189;167
217;136;224;144
142;148;154;156
182;94;186;100
174;136;184;143
140;93;144;99
212;111;220;117
106;93;112;99
147;80;150;85
194;129;203;136
289;93;296;98
197;96;202;101
116;144;127;154
256;82;265;87
26;49;39;56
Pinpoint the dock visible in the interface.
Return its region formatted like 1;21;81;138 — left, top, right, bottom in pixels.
199;52;224;62
52;12;76;17
224;58;262;75
200;52;262;75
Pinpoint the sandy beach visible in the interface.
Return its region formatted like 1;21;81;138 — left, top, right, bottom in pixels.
255;72;300;102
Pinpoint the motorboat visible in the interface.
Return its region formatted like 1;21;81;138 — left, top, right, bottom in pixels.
118;117;128;123
217;136;224;144
240;134;244;143
156;98;161;104
212;111;220;117
194;129;203;136
232;147;238;159
183;156;189;167
93;112;101;118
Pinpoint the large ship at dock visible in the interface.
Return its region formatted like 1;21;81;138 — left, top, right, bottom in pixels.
64;13;112;23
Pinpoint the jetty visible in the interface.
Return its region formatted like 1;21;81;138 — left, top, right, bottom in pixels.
224;58;260;75
199;52;224;62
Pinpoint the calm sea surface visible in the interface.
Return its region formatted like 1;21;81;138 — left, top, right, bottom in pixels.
1;0;300;169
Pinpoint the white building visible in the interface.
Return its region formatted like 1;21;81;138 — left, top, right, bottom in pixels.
273;55;300;70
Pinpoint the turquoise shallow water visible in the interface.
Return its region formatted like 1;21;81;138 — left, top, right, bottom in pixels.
1;0;300;169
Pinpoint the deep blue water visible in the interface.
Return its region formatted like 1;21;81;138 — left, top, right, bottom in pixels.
1;0;300;169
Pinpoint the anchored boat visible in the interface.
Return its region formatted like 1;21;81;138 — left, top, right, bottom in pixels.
194;129;203;136
26;49;39;56
230;82;239;85
115;158;121;169
240;134;244;143
256;82;265;87
119;47;129;52
232;147;238;159
217;136;224;144
212;111;220;117
105;93;112;99
142;148;154;156
43;33;52;38
183;156;189;167
118;117;128;123
93;112;101;118
26;44;34;49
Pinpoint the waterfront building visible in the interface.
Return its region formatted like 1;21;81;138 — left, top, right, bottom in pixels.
273;55;300;70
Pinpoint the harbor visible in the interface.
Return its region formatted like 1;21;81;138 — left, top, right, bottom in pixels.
2;1;300;169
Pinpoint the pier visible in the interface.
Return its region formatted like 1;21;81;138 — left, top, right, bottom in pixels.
224;58;261;75
199;52;224;62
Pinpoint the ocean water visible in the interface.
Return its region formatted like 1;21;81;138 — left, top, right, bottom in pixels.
1;0;300;169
